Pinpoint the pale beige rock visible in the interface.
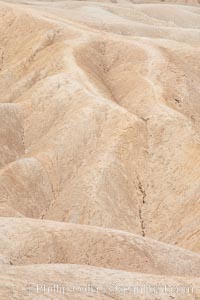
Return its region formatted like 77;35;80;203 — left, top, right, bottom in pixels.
1;217;200;278
1;264;200;300
0;0;200;299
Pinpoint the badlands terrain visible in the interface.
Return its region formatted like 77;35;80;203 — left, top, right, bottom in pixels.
0;0;200;299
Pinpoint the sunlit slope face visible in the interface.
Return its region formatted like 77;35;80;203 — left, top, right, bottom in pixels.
0;1;200;300
0;3;200;298
0;0;200;251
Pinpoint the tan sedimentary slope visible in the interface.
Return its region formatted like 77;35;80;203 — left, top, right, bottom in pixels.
1;217;200;278
1;264;200;300
0;0;200;299
1;0;200;249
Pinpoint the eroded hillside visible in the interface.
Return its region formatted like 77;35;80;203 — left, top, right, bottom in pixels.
0;0;200;299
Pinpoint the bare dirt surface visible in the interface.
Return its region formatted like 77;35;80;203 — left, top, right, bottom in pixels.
0;0;200;299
